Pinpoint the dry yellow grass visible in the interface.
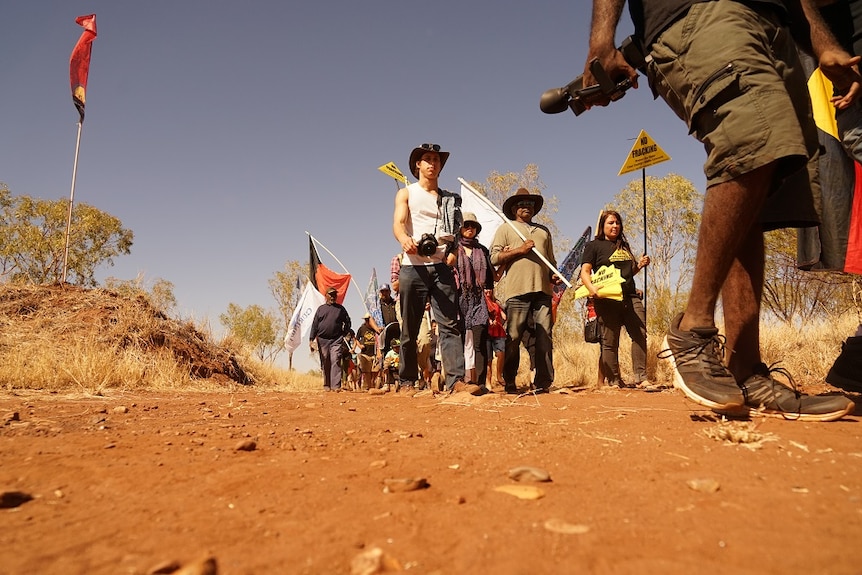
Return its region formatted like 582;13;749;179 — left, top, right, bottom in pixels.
552;314;857;390
0;284;854;393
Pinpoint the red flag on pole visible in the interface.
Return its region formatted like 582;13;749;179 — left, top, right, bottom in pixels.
70;14;97;123
308;236;351;303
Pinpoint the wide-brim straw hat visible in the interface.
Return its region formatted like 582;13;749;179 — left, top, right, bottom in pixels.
502;187;544;220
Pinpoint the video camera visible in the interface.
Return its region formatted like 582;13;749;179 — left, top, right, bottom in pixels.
540;36;646;117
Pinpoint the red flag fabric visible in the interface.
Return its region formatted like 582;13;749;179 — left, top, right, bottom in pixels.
70;14;97;123
309;236;351;304
846;163;862;275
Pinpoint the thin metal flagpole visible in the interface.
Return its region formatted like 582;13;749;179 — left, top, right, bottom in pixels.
61;120;84;284
306;231;368;307
458;178;572;288
641;168;648;315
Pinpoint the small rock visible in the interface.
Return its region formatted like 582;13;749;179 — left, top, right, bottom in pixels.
544;518;590;534
686;478;720;493
234;440;257;452
369;460;387;469
173;556;218;575
113;406;129;414
383;477;429;493
350;547;401;575
3;412;20;425
508;466;552;483
0;490;34;509
493;485;545;500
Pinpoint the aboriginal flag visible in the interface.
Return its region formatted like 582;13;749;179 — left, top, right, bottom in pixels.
797;56;862;275
308;236;351;304
70;14;97;123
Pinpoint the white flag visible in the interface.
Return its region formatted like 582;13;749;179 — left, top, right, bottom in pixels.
284;280;326;353
460;183;505;244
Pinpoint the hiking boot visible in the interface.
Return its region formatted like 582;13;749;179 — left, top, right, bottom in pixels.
453;381;482;396
504;382;518;394
826;336;862;393
399;385;417;397
720;363;855;422
658;313;744;410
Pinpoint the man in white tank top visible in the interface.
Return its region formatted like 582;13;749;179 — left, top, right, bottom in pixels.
392;143;478;396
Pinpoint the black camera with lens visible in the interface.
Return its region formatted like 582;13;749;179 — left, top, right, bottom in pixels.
417;233;439;257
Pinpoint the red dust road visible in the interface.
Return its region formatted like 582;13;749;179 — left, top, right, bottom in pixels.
1;388;861;574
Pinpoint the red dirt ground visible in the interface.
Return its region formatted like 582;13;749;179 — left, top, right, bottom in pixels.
1;387;861;575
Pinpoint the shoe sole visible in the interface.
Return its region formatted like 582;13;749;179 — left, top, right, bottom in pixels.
714;399;855;422
661;336;744;410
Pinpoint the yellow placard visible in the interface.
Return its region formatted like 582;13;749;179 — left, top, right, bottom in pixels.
574;265;625;301
378;162;409;184
618;129;671;175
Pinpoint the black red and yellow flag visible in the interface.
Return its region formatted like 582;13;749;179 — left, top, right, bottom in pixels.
69;14;97;123
802;66;862;275
308;236;351;304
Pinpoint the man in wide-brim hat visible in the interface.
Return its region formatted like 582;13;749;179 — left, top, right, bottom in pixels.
501;187;544;220
392;142;475;396
408;143;450;179
490;187;560;395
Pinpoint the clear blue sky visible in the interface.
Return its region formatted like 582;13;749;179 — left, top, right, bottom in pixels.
2;1;708;371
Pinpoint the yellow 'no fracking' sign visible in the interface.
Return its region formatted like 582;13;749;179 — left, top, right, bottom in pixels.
378;162;409;184
618;129;671;175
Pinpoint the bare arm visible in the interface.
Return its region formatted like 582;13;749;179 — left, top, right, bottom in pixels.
492;239;534;267
579;262;598;297
393;187;417;255
792;0;862;106
583;0;639;104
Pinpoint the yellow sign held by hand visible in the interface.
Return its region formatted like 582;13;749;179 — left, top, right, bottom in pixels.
574;265;625;301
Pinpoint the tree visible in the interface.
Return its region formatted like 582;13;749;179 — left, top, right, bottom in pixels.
611;173;702;333
763;228;857;323
268;261;304;368
219;303;279;363
0;184;14;278
0;187;133;286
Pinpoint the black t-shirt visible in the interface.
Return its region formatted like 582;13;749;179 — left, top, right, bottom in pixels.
580;239;638;297
357;323;377;355
630;0;787;47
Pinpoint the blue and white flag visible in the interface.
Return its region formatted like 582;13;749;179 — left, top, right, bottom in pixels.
284;280;325;353
365;269;383;326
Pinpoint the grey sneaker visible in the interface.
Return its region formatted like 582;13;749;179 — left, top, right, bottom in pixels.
658;313;744;410
720;363;855;422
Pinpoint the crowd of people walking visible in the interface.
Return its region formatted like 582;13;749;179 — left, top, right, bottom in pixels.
307;130;858;423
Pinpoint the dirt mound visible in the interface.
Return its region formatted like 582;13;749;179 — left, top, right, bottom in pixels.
0;284;251;385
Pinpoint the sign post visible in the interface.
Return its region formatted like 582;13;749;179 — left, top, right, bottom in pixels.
617;129;671;314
